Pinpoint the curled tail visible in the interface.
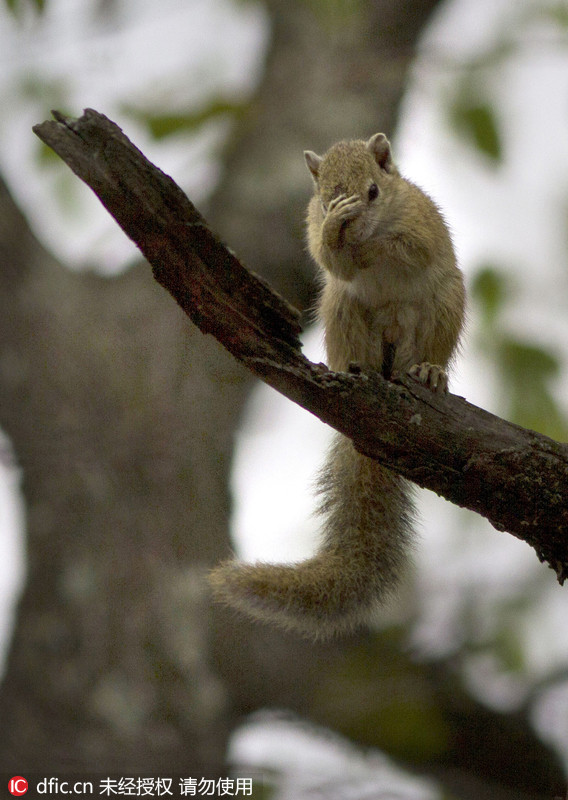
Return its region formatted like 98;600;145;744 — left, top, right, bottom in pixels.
209;435;415;638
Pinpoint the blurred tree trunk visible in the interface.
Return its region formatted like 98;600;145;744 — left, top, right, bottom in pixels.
0;1;563;796
0;171;244;771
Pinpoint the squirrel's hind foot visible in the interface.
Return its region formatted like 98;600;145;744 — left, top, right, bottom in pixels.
407;362;448;393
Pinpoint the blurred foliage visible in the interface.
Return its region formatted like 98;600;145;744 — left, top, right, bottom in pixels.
24;75;73;170
532;0;568;28
19;73;70;105
445;38;508;166
123;98;249;141
446;1;568;163
450;98;501;163
249;777;276;799
4;0;45;15
302;0;364;29
472;265;508;326
491;619;526;674
312;632;451;763
471;265;568;441
464;592;532;675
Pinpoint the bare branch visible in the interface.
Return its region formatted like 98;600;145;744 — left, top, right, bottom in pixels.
33;109;568;583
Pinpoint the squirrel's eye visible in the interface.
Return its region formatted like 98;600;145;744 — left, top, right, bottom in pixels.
368;183;379;202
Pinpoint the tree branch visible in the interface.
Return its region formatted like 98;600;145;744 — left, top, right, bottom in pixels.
33;109;568;584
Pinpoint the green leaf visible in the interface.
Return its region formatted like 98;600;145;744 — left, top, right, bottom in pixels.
4;0;45;14
500;338;559;382
124;98;248;140
471;263;568;438
471;265;509;324
493;625;525;674
312;633;451;762
451;100;502;163
543;1;568;29
498;337;568;439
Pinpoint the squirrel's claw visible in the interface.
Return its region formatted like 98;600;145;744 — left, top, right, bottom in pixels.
407;362;448;393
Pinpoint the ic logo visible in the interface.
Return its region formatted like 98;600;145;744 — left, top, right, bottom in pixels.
8;777;28;796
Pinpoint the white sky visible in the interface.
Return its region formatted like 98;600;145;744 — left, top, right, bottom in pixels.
0;0;568;773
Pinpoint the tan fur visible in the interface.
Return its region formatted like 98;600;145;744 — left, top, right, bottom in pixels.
209;134;465;638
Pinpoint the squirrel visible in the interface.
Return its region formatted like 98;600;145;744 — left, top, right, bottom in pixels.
209;133;465;638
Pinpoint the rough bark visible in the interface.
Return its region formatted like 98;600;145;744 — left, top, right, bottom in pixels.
34;108;568;586
0;172;241;772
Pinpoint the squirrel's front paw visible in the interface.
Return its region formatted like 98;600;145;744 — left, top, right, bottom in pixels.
323;193;365;249
407;362;448;393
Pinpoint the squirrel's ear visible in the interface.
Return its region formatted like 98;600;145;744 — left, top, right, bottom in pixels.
304;150;322;181
366;133;394;173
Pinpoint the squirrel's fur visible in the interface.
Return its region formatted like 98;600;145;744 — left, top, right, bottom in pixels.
209;133;465;638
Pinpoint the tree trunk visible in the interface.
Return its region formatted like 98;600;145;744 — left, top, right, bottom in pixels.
0;169;246;770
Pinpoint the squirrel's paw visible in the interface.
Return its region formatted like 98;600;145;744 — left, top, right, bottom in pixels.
323;194;365;248
407;362;448;393
326;193;364;220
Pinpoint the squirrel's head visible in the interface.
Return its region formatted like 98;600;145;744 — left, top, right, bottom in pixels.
304;134;400;243
305;133;397;208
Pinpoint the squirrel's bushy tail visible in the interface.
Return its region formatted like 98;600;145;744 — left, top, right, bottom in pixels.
209;435;415;638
